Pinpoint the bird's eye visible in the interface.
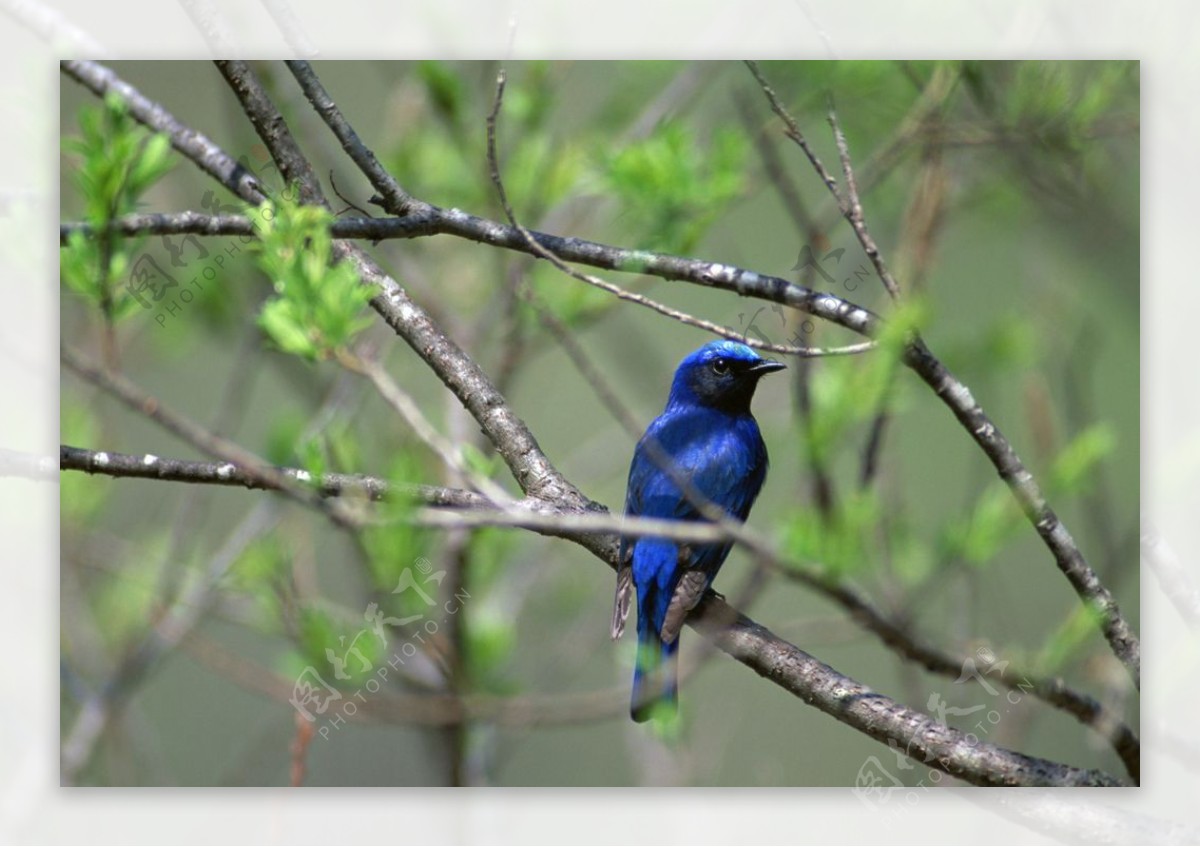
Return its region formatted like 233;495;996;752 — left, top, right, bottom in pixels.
711;358;730;376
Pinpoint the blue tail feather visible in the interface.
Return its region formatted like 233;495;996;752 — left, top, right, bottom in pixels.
631;614;679;722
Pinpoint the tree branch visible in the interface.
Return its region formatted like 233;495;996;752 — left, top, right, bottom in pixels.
744;61;1140;689
60;440;1139;781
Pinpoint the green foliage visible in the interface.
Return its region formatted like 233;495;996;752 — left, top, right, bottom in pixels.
1005;62;1134;153
597;123;747;254
325;419;364;478
249;197;372;360
296;434;327;485
296;605;339;670
464;608;517;694
939;484;1021;567
502;61;555;132
297;604;384;687
502;133;587;213
465;527;516;590
61;402;106;521
524;265;612;329
90;536;170;647
361;449;433;594
803;300;922;466
417;60;468;130
224;536;288;625
939;424;1116;566
458;528;518;693
889;520;937;586
460;442;503;482
264;413;311;467
390;62;571;214
61;94;175;319
1049;423;1115;494
944;313;1040;374
1032;601;1107;674
784;488;882;578
226;536;287;590
756;60;945;140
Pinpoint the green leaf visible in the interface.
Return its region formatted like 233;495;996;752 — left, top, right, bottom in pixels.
939;484;1021;567
1049;424;1115;494
418;61;467;128
597;123;747;253
61;402;106;521
1033;601;1106;674
249;197;372;359
465;609;516;691
297;605;383;686
258;298;318;359
60;97;177;321
361;449;433;594
783;488;881;577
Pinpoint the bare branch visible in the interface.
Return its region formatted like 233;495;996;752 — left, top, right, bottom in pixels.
828;102;903;301
284;59;415;214
209;58;587;508
745;61;1141;689
58;444;477;508
59;440;1139;780
60;345;362;530
744;61;846;210
692;596;1121;786
62;59;266;204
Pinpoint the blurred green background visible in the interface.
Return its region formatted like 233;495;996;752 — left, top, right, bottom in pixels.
59;60;1139;786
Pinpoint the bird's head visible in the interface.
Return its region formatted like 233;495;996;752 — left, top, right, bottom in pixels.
668;340;786;413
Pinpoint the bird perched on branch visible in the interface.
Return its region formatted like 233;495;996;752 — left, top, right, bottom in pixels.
612;339;784;722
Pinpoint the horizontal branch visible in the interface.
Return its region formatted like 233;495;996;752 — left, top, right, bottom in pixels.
59;208;884;340
60;346;360;530
58;444;477;508
61;443;1137;781
60;212;408;242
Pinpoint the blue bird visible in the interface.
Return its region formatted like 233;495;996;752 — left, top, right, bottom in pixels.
612;339;785;722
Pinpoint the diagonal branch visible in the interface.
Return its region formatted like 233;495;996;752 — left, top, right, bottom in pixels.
743;60;1140;689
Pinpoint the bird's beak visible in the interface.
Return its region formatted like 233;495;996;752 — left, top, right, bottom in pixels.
747;359;787;376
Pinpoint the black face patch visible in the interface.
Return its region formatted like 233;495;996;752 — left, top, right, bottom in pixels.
687;356;769;411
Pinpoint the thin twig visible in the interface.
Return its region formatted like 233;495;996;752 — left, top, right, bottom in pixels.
744;61;1141;689
827;102;903;302
335;349;515;507
485;75;872;358
60;345;363;530
284;59;415;214
62;502;278;783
